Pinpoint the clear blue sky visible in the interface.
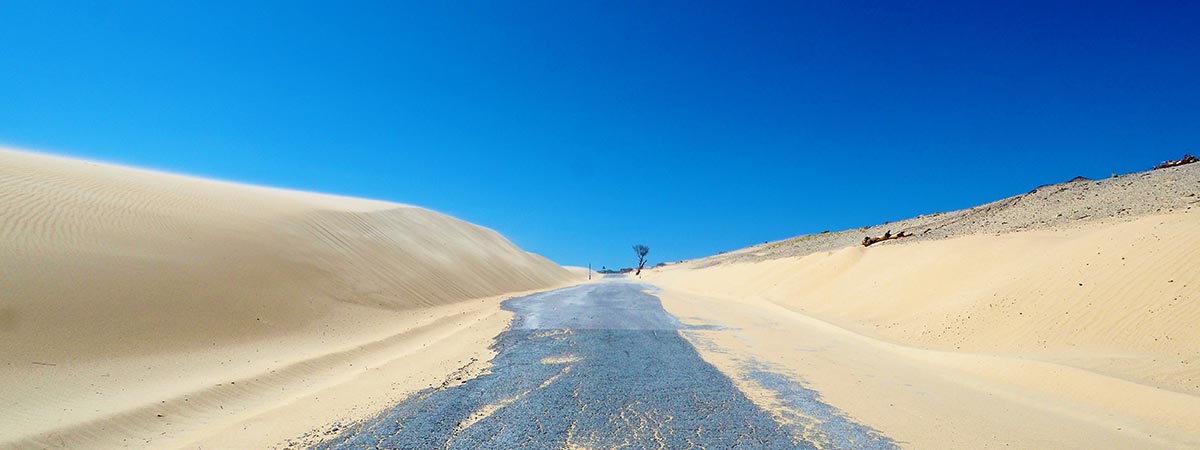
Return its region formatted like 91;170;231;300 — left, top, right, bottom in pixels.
2;1;1197;268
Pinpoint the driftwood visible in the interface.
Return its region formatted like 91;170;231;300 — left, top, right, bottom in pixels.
862;230;910;247
1154;154;1198;170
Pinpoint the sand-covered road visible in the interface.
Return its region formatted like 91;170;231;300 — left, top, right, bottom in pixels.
316;282;893;449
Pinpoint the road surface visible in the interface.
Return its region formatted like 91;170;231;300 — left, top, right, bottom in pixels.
315;282;894;449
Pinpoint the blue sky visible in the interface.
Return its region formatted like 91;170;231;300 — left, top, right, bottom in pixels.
2;1;1197;268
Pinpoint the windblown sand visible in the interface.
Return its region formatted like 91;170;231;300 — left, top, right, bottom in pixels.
7;146;1198;449
645;164;1200;449
0;149;574;449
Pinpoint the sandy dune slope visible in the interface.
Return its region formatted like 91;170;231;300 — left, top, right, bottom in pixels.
0;148;572;449
644;166;1200;448
696;162;1200;267
561;265;598;280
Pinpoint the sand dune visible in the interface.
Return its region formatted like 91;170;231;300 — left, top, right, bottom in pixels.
0;148;572;449
645;168;1200;448
561;265;598;280
695;162;1200;267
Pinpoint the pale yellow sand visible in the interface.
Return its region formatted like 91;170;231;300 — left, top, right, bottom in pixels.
562;265;599;280
0;148;573;449
646;210;1200;449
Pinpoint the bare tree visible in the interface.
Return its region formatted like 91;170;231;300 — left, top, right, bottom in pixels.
633;244;650;275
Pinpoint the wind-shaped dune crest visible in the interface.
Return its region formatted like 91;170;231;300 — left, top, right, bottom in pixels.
0;148;572;448
0;148;569;358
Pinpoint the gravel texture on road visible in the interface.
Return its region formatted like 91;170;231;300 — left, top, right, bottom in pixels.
314;282;893;449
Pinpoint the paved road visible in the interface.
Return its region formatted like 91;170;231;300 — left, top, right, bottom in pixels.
316;282;894;449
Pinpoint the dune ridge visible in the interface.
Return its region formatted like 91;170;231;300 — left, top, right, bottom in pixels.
645;165;1200;448
0;148;573;449
696;162;1200;267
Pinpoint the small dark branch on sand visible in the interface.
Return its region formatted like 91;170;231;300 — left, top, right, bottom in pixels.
862;230;911;247
31;361;56;366
1154;154;1198;170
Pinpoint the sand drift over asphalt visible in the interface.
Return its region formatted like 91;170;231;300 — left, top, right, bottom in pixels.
317;282;893;449
0;148;573;449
